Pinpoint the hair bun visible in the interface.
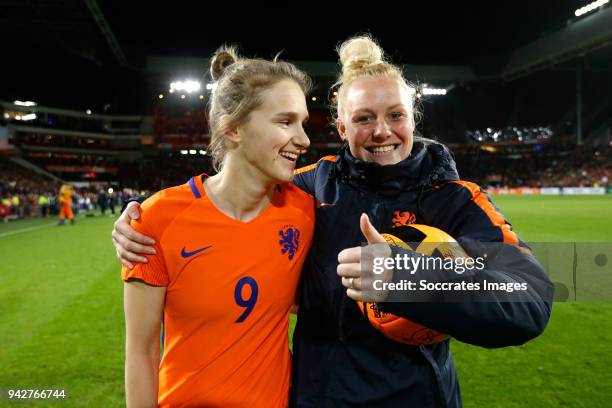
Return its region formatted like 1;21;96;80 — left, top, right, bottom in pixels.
210;46;239;81
338;36;383;74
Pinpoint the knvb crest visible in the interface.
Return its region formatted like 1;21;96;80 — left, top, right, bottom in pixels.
392;210;417;228
279;225;300;260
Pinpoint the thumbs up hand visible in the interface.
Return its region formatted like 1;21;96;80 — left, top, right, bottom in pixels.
337;214;393;302
360;212;387;245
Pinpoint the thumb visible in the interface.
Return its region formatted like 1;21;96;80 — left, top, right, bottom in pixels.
360;213;386;244
126;202;141;220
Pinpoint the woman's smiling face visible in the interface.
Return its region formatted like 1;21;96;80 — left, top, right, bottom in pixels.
337;76;415;166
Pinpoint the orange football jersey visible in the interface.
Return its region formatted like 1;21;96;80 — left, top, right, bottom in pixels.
122;174;314;407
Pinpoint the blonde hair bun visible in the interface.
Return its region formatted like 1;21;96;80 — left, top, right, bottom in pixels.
338;36;383;74
333;35;417;121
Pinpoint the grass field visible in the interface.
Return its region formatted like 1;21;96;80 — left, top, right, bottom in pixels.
1;196;611;407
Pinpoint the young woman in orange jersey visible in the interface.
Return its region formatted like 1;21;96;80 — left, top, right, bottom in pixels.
122;47;314;407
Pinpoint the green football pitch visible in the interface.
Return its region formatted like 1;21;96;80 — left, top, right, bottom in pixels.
1;195;611;407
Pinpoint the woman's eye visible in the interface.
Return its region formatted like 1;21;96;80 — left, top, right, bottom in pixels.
390;112;406;120
356;116;372;123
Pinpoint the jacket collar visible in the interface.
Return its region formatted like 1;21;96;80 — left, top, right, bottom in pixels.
334;138;460;195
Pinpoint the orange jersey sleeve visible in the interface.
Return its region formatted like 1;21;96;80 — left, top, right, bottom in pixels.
121;186;196;286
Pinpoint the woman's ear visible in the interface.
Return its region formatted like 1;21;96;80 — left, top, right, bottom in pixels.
336;118;347;142
224;125;240;144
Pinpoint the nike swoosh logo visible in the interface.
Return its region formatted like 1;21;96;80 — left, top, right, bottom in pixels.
181;245;212;258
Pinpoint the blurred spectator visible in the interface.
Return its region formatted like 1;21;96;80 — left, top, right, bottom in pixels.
98;190;109;215
0;202;10;222
109;192;117;215
38;193;50;217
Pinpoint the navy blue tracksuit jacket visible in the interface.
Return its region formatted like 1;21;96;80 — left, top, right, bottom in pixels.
290;140;553;407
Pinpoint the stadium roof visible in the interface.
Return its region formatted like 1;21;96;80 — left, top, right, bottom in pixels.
1;1;610;112
96;1;597;64
3;1;605;67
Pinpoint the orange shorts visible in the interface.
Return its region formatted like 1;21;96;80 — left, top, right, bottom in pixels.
59;204;73;220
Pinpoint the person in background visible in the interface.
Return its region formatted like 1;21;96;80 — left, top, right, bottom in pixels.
98;190;109;216
58;184;75;225
39;193;50;218
108;190;117;215
11;194;22;219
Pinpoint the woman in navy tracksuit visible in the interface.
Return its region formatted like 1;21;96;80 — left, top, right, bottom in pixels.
288;36;552;407
290;139;552;407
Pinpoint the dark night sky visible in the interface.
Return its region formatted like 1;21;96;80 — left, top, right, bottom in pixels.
98;1;585;64
0;0;605;116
